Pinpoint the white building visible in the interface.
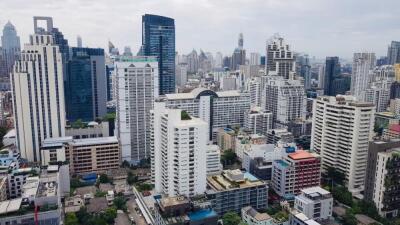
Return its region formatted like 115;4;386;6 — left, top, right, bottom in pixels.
250;53;261;66
246;77;262;107
390;98;400;115
11;22;65;162
265;35;296;79
262;76;306;127
221;76;237;91
350;52;376;100
115;56;158;164
152;102;207;197
163;88;250;140
176;63;188;87
206;145;222;175
242;206;273;225
364;65;395;112
311;95;375;195
294;187;333;221
244;107;273;136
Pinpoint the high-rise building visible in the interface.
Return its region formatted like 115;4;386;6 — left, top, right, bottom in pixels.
65;47;107;122
364;139;400;218
115;56;159;164
11;18;65;162
246;77;262;107
142;14;175;95
215;52;223;68
186;49;199;73
152;102;207;197
231;33;246;71
244;107;273;136
76;35;82;47
387;41;400;65
161;88;250;140
175;63;188;87
262;76;306;127
311;96;375;194
271;150;321;197
351;52;376;100
323;57;341;95
250;52;260;66
1;21;20;78
265;35;295;79
296;54;311;89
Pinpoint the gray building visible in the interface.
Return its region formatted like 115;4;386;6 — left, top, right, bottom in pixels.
387;41;400;65
1;21;20;78
205;170;268;215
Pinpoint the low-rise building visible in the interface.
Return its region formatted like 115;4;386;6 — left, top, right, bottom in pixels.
242;206;273;225
0;166;67;225
272;151;321;199
41;136;120;174
66;121;110;139
154;196;218;225
267;129;294;145
205;169;268;215
382;124;400;139
294;187;333;221
289;211;321;225
235;134;267;161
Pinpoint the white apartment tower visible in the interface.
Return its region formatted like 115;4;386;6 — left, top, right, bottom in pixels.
311;96;375;194
152;102;207;197
262;76;306;127
364;65;395;112
11;21;65;162
351;52;376;100
115;56;159;164
265;34;296;79
244;107;273;135
246;77;262;107
250;52;261;66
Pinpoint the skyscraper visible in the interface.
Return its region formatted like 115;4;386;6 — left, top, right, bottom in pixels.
231;33;246;70
11;18;65;162
1;21;20;78
65;47;107;122
311;96;375;194
152;101;207;197
77;35;82;47
142;14;175;95
387;41;400;65
323;57;341;95
351;52;376;100
262;76;306;127
115;56;158;164
265;35;295;79
296;54;311;89
250;52;261;66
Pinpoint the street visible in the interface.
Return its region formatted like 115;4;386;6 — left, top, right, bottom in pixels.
127;198;148;225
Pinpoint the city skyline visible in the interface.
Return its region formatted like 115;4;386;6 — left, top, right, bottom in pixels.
1;0;399;59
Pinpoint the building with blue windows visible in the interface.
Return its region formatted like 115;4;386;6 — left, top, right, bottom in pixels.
142;14;175;95
65;47;107;122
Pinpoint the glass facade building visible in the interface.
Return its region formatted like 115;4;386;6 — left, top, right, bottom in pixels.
66;47;107;122
324;56;341;96
142;14;175;95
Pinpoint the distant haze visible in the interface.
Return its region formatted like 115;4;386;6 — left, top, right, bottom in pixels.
1;0;399;59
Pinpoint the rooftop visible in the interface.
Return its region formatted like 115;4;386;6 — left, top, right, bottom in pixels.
70;136;118;146
243;206;271;221
165;87;241;100
159;196;189;208
288;150;317;160
207;170;265;192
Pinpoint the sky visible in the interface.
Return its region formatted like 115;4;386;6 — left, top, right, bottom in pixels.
1;0;399;60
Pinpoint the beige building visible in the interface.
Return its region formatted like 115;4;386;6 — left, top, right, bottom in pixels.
216;128;236;152
41;136;120;174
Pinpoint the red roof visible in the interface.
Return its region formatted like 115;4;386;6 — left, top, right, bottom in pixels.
288;150;315;160
389;124;400;133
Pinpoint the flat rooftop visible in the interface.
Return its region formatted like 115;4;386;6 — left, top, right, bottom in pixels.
70;136;118;146
159;196;189;208
288;150;316;160
207;170;265;192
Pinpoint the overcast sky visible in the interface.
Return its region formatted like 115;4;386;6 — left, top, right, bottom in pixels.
1;0;399;60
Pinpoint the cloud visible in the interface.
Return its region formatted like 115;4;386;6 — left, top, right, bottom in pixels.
0;0;399;59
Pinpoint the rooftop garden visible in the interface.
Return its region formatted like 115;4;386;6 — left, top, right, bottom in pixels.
181;111;191;120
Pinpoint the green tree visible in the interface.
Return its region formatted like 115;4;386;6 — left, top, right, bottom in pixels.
222;212;242;225
99;174;109;183
136;183;153;192
326;167;345;185
76;207;90;224
221;150;237;166
343;210;357;225
103;207;117;223
332;186;353;206
65;213;79;225
113;196;127;211
127;171;138;185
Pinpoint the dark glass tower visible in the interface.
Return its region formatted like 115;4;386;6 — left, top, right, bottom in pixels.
65;48;107;122
324;57;341;96
142;14;175;95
